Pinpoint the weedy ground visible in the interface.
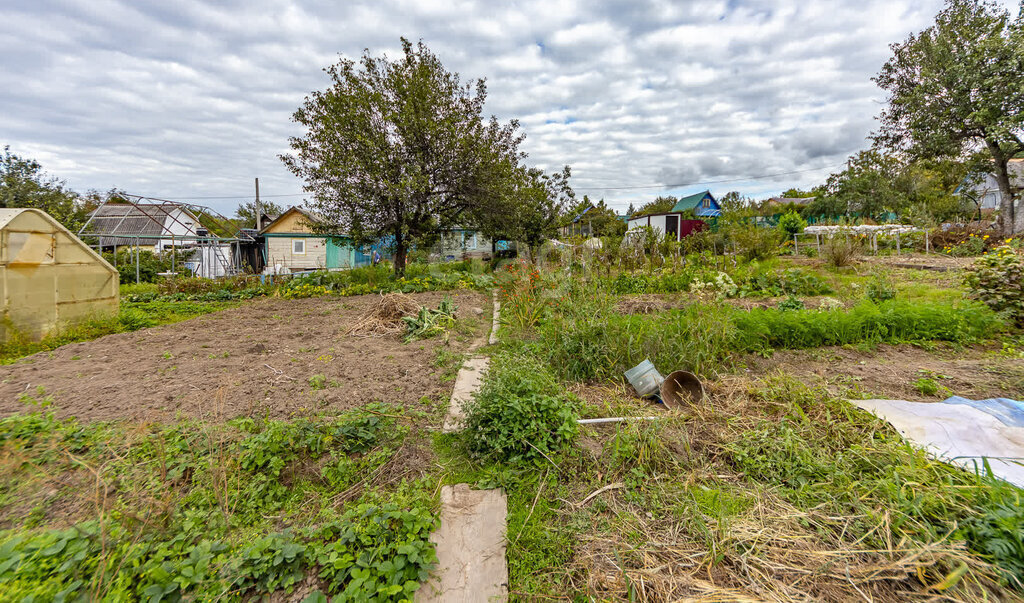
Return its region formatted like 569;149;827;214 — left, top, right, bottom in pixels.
1;252;1023;601
464;253;1024;601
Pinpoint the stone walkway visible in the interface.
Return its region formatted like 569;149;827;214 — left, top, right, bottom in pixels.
418;290;508;602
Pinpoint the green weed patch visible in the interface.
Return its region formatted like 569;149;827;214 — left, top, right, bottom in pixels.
733;300;1001;353
0;404;438;601
464;352;580;463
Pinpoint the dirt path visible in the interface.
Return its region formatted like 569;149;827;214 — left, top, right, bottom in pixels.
0;291;489;423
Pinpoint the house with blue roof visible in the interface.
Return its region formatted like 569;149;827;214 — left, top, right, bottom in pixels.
626;190;720;241
670;190;722;217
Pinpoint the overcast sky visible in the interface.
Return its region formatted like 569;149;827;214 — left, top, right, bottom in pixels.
1;0;961;215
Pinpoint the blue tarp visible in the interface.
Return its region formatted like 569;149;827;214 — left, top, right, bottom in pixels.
943;396;1024;428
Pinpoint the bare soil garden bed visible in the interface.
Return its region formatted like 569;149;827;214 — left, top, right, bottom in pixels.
745;343;1024;401
0;290;489;423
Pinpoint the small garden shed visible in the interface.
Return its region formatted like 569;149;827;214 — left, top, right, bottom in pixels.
0;208;119;341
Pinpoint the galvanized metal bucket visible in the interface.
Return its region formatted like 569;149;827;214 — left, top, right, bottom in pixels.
660;370;705;409
624;359;665;398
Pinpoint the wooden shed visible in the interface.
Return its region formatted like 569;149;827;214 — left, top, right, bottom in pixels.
0;208;119;341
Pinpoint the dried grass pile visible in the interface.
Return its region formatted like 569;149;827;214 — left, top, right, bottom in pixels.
615;295;671;315
557;375;1016;601
346;292;421;337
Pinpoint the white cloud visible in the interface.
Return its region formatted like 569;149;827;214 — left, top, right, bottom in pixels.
0;0;1000;214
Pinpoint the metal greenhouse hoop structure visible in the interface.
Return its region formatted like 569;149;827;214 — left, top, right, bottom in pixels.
78;194;256;282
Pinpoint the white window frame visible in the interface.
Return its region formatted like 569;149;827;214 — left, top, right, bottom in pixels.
292;239;306;255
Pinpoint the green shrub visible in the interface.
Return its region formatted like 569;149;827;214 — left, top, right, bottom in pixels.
464;353;579;463
731;224;780;261
822;233;860;267
964;245;1024;324
777;211;807;237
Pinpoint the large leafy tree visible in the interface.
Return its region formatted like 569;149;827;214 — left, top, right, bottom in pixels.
282;39;524;276
563;195;624;237
476;165;574;261
813;150;907;219
1;146;87;231
874;0;1024;234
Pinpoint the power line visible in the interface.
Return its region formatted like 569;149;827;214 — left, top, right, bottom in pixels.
148;163;841;200
158;192;308;200
572;164;842;191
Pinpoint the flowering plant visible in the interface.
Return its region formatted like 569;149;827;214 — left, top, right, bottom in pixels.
963;245;1024;324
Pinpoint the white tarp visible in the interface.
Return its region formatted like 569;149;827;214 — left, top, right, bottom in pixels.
853;399;1024;488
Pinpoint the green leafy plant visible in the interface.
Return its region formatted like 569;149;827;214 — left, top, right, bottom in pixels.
964;245;1024;324
309;374;328;390
866;273;897;303
777;211;807;237
913;377;939;397
738;268;832;297
464;352;579;463
231;532;307;593
777;295;805;311
961;500;1024;585
403;297;457;342
308;496;437;600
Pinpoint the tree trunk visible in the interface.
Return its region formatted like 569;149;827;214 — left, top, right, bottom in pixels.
985;139;1017;235
393;234;407;277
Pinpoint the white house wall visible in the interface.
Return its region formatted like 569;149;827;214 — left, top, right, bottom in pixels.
628;215;668;234
156;209;199;251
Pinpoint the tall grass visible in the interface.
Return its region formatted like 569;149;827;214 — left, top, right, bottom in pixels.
538;283;735;381
537;283;1003;381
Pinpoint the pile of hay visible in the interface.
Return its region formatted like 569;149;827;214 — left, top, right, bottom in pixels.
346;292;421;337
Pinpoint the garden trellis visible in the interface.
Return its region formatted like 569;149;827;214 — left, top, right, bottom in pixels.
793;224;927;256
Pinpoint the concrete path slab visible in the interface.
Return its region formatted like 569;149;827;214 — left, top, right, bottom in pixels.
442;356;488;432
417;484;508;602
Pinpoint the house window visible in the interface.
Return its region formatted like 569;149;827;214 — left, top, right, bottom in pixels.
702;199;711;209
292;239;306;255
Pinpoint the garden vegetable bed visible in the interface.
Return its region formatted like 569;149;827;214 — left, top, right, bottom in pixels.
0;290;489;423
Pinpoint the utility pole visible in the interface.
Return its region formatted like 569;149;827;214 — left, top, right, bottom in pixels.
254;177;261;230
